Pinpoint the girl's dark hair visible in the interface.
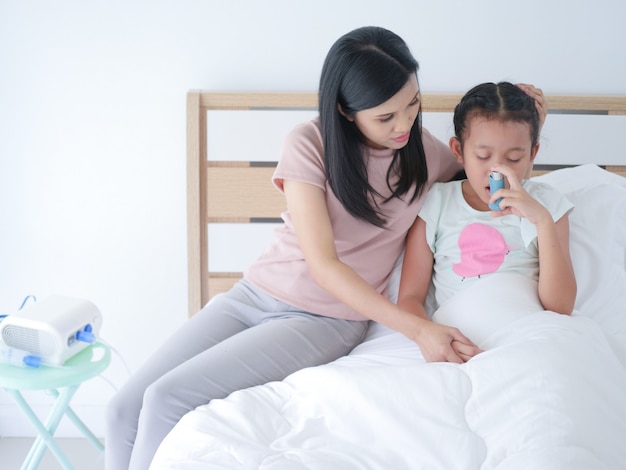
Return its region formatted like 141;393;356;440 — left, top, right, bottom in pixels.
318;26;428;227
453;81;540;148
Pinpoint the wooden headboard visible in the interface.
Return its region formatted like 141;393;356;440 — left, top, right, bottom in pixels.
186;91;626;314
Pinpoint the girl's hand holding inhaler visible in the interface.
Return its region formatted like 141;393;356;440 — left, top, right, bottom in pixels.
489;165;552;226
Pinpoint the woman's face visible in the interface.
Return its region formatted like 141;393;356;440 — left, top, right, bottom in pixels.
349;74;420;150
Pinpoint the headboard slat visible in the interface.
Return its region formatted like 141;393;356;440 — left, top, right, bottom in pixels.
188;91;626;314
197;91;318;110
207;165;286;222
605;165;626;178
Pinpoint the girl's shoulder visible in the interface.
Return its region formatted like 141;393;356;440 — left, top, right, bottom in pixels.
428;180;463;198
420;181;463;217
523;179;574;220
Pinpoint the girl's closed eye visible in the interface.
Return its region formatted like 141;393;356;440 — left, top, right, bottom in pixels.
380;114;393;123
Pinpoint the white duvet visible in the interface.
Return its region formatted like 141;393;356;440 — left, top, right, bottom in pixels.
151;273;626;470
151;166;626;469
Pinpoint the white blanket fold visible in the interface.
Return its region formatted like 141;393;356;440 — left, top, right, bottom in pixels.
151;274;626;470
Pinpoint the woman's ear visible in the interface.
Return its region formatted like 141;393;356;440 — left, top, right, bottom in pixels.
337;103;354;122
449;136;464;164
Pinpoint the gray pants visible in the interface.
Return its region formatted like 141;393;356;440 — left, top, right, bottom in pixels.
104;280;368;470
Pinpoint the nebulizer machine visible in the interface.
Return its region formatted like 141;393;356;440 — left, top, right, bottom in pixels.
0;295;103;368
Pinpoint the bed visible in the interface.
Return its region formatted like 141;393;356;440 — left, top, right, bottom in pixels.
151;92;626;469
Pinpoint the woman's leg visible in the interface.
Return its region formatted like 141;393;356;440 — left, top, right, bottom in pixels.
128;285;367;469
105;282;261;470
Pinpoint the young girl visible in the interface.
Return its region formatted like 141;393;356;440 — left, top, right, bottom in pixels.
105;30;546;469
397;81;576;355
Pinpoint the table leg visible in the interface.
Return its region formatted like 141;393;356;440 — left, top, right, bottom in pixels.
48;388;105;452
5;387;77;470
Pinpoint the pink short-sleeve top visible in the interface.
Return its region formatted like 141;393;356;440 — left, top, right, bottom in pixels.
244;119;460;320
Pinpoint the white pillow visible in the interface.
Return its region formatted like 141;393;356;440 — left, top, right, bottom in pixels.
533;163;626;194
534;165;626;363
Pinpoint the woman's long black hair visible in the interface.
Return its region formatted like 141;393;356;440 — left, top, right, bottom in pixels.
318;26;428;228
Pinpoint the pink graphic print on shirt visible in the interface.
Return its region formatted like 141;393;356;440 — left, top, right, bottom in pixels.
452;223;510;278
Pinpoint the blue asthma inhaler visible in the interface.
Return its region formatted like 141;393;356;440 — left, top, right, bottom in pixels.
489;171;505;210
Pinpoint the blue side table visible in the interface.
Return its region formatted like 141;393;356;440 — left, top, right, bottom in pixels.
0;342;111;470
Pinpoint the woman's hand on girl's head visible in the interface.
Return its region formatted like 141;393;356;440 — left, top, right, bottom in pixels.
516;83;547;131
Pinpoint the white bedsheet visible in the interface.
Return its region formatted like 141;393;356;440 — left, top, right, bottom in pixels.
151;273;626;470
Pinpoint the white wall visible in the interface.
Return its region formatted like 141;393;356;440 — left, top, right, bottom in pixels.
1;0;625;438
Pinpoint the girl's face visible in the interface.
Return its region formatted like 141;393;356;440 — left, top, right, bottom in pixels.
347;74;420;150
450;117;539;211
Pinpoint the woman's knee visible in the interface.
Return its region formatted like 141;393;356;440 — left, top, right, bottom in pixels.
142;379;169;410
105;390;135;432
141;376;189;424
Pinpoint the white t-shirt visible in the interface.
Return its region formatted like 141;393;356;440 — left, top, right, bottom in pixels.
419;179;574;309
244;118;461;321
